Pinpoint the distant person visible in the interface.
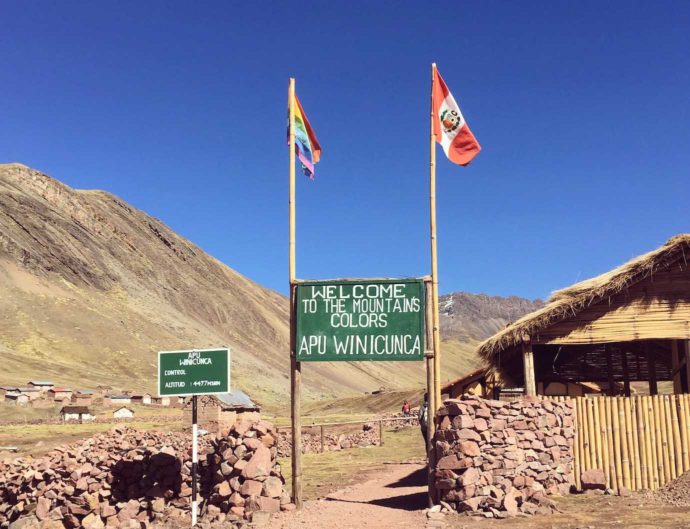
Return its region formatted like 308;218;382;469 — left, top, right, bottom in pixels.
419;393;428;447
401;400;410;416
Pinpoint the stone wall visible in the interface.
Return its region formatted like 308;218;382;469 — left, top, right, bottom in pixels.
433;395;575;517
0;420;292;529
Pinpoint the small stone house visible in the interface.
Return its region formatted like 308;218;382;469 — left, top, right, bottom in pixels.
183;390;261;434
131;393;152;405
48;387;73;402
106;394;131;405
17;387;42;401
71;391;94;406
5;393;29;406
60;406;95;423
27;381;54;393
0;387;19;402
112;406;135;420
151;396;170;406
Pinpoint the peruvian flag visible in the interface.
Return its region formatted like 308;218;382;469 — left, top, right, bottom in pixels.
432;66;481;166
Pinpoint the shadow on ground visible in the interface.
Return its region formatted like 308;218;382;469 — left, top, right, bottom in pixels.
323;466;428;512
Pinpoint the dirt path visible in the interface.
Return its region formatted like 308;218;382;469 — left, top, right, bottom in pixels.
272;463;429;529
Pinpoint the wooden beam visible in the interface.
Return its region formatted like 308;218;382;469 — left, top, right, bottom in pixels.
685;341;690;394
606;344;616;396
621;348;631;397
523;342;536;396
647;343;658;396
671;340;682;394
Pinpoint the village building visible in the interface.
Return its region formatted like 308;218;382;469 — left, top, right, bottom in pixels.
0;387;19;402
27;381;54;393
60;406;95;423
183;390;261;434
16;387;42;401
441;368;499;400
131;393;152;405
5;393;29;406
71;391;94;406
106;394;131;405
112;406;135;420
151;396;170;406
48;387;73;402
478;235;690;397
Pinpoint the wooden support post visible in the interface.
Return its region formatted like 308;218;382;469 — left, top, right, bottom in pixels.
635;396;648;490
621;349;631;397
603;398;618;490
592;396;603;472
523;342;536;396
670;395;683;476
647;344;658;396
573;399;582;490
664;396;678;480
685;341;690;394
424;278;436;507
606;344;616;396
320;425;324;453
288;78;302;509
379;420;384;446
679;395;690;473
611;397;624;491
618;397;631;490
657;395;672;485
671;341;682;395
429;63;442;412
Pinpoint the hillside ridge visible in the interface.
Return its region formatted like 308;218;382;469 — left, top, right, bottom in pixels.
0;164;540;408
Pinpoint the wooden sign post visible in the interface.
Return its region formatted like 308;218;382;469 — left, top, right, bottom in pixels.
157;348;230;525
287;77;438;509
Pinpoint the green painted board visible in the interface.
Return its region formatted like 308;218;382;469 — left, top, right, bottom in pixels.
157;348;230;396
295;278;425;362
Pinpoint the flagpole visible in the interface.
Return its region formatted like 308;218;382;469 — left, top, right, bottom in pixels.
429;63;442;413
288;77;302;509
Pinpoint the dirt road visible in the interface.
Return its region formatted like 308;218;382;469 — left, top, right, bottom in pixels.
272;463;429;529
271;462;690;529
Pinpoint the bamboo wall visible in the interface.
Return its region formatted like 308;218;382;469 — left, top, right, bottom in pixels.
573;394;690;492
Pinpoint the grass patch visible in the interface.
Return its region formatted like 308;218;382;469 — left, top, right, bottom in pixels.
0;420;183;456
279;426;425;500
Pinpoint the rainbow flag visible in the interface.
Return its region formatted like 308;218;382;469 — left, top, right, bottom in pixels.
291;94;321;178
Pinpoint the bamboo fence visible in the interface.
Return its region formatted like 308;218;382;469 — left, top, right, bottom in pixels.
573;394;690;491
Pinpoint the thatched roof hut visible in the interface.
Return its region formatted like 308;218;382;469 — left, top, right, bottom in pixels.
479;234;690;396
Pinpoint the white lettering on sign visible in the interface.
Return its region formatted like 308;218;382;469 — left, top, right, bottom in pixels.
164;369;186;376
179;352;212;366
165;381;186;388
331;335;421;356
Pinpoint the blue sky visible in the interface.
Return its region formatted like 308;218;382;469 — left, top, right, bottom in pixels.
2;1;689;300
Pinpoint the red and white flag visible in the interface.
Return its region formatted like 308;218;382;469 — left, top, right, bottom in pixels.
432;66;481;166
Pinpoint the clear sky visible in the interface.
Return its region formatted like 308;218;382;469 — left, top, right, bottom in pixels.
2;1;689;300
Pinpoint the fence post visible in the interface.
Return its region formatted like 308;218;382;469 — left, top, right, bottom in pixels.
379;420;384;446
320;425;325;453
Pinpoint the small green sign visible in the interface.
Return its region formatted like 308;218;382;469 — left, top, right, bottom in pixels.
295;278;425;362
158;348;230;396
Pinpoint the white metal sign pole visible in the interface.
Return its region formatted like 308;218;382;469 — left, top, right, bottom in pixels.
191;395;198;526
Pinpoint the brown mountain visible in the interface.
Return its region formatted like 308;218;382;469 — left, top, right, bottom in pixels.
0;164;540;408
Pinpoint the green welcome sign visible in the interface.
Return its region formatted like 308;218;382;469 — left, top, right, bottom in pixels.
158;348;230;396
295;278;425;362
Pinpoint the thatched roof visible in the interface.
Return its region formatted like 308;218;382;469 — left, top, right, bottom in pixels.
478;234;690;364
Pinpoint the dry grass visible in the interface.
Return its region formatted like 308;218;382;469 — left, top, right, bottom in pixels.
0;420;183;456
279;426;425;500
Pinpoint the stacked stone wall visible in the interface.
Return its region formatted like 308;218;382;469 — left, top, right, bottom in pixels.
433;395;575;517
0;420;291;529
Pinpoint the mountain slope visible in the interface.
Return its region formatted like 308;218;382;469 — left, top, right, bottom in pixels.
0;164;541;408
